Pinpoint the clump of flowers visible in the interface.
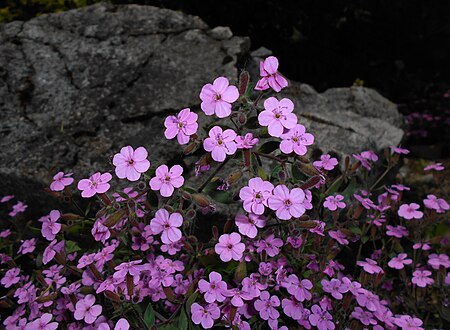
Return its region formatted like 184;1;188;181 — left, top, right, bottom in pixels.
0;56;448;330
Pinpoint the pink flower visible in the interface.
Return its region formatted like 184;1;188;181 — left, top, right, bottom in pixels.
424;162;444;171
328;230;349;245
43;240;64;265
40;210;61;241
235;133;259;149
394;315;424;330
91;219;111;244
388;253;412;270
50;172;74;191
74;294;102;324
9;201;27;217
282;297;304;320
191;303;221;329
386;225;409;238
321;278;349;300
254;291;280;320
255;56;288;92
255;234;284;257
114;318;130;330
413;242;431;250
428;253;450;269
113;146;150;181
280;124;314;155
198;271;227;303
25;313;58;330
164;108;198;144
313;154;338;171
268;185;306;220
258;97;297;137
390;146;410;155
203;126;237;162
150;209;183;244
200;77;239;118
0;229;11;238
398;203;423;220
18;238;37;255
323;195;346;211
0;195;14;203
411;270;434;287
1;267;20;288
77;172;112;198
239;177;274;215
357;258;384;274
235;213;266;238
284;274;313;302
309;304;335;330
423;194;449;213
214;233;245;262
150;164;184;197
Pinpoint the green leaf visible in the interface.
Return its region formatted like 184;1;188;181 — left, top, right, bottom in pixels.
65;240;81;254
292;163;303;181
270;165;283;180
256;140;280;154
244;116;259;129
208;190;233;204
178;308;188;330
144;303;155;328
361;236;369;244
186;292;199;315
350;226;362;235
256;167;269;181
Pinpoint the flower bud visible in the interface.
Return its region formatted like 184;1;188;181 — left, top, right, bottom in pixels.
278;170;286;181
234;261;247;282
238;112;247;125
227;170;242;185
183;141;198;155
137;181;147;190
104;209;127;227
181;191;192;201
163;205;174;213
192;194;211;207
61;213;82;221
238;70;250;95
299;175;321;190
186;209;196;220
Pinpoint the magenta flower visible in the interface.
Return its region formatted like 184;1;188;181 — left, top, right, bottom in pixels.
235;133;259;149
235;213;266;239
386;225;409;238
321;278;349;300
0;229;11;238
150;164;184;197
0;195;14;203
390;146;410;155
74;294;102;324
1;267;20;288
424;162;444;171
18;238;37;255
164;108;198;144
323;195;346;211
40;210;61;241
313;154;338;171
424;194;449;213
255;56;288;92
25;313;58;330
284;274;313;302
428;253;450;269
198;271;227;303
77;172;112;198
9;201;27;217
50;172;74;191
398;203;423;220
411;270;434;287
328;230;349;245
254;291;280;320
113;146;150;181
191;303;220;329
268;185;306;220
239;177;274;215
258;97;297;137
43;239;64;265
357;258;384;274
256;234;284;257
282;297;304;321
203;126;237;162
114;318;130;330
150;209;183;244
200;77;239;118
388;253;412;270
214;233;245;262
309;304;335;330
394;315;424;330
280;124;314;155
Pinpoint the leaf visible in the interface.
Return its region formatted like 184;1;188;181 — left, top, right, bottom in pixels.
144;303;155;328
350;226;362;235
270;165;283;180
207;190;233;204
256;141;280;154
185;292;199;315
65;240;81;254
178;308;188;330
256;167;268;181
291;163;303;181
244;116;259;129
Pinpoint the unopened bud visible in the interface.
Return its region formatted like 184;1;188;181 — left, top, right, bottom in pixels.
181;191;192;201
223;219;233;233
192;194;211;207
300;175;321;190
183;141;198;155
186;209;196;220
234;261;247;282
163;205;174;213
238;70;250;95
227;170;242;185
297;162;321;177
238;112;247;125
61;213;82;221
278;170;286;181
212;226;219;240
104;209;127;227
137;181;147;190
297;156;310;164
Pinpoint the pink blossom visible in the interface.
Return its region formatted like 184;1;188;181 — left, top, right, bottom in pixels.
239;177;274;215
284;274;313;302
77;172;112;198
428;253;450;269
235;133;259;149
203;126;237;162
198;271;227;303
164;108;198;144
40;210;61;241
423;194;449;213
113;318;130;330
224;288;252;307
235;213;266;239
357;258;384;274
214;233;245;262
386;225;409;238
255;56;288;92
323;195;346;211
328;230;349;245
280;124;314;155
91;219;111;244
1;267;20;288
0;229;11;238
282;297;304;320
191;303;220;329
351;307;376;326
258;97;297;137
0;195;14;203
150;164;184;197
390;146;410;155
150;209;183;244
9;201;27;217
353;151;378;170
255;234;284;257
25;313;58;330
321;278;349;300
50;172;74;191
74;294;102;324
388;253;412;270
313;154;338;171
411;270;434;287
254;291;280;320
112;146;150;181
413;242;431;250
18;239;37;255
200;77;239;118
309;304;335;330
424;162;444;171
394;315;424;330
398;203;423;220
43;240;64;265
268;185;306;220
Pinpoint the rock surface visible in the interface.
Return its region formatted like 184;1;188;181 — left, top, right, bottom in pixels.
0;3;404;212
